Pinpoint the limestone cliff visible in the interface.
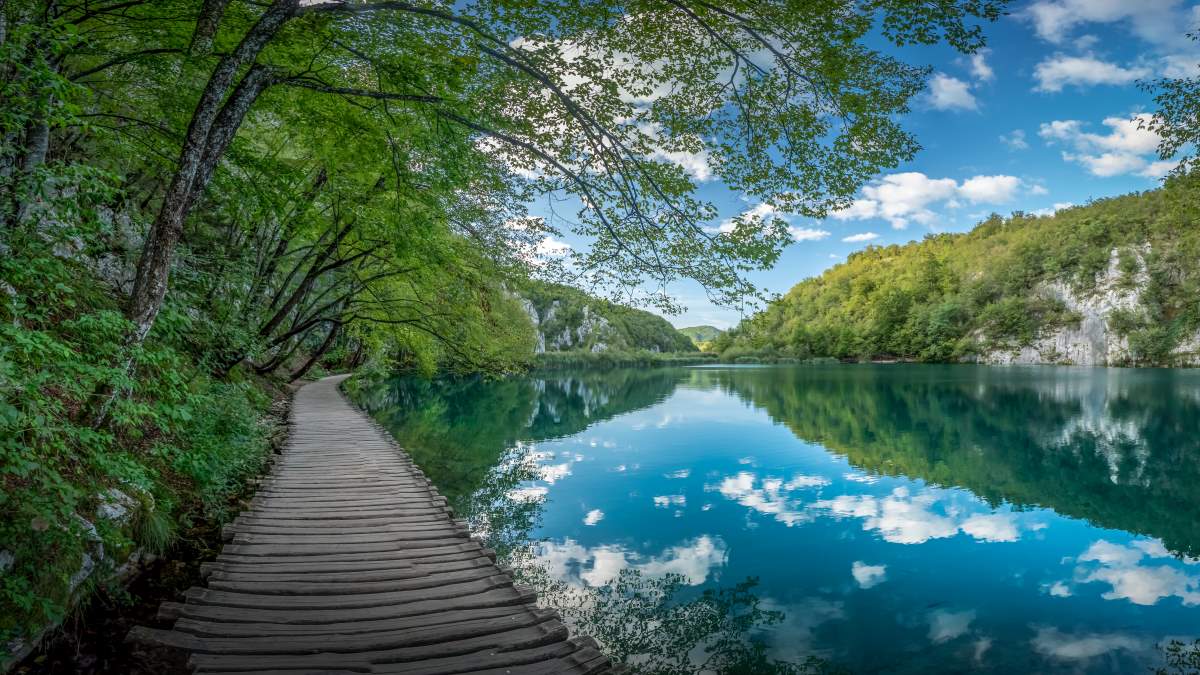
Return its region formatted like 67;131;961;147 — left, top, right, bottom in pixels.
980;248;1200;366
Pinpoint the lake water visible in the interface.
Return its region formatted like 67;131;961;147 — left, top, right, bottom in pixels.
353;364;1200;674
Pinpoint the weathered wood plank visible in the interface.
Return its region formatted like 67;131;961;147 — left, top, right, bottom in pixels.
126;375;611;673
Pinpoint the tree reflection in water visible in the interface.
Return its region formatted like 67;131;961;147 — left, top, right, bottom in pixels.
350;370;836;674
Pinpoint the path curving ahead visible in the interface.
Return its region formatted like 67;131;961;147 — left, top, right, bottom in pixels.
128;375;616;674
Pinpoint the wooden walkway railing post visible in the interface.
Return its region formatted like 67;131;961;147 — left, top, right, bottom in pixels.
128;374;617;674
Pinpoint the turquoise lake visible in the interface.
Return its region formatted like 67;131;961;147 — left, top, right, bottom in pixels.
354;364;1200;673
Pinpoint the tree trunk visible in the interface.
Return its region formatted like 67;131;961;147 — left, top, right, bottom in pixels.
256;217;354;339
124;0;295;346
289;321;341;382
189;0;232;55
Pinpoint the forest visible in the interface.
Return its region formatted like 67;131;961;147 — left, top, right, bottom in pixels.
715;183;1200;365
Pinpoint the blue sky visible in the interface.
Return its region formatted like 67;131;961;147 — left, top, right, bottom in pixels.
530;1;1200;329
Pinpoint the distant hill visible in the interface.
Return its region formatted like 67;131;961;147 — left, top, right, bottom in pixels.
518;282;697;354
716;182;1200;367
679;325;724;345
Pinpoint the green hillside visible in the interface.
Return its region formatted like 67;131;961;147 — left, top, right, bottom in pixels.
716;178;1200;365
679;325;724;344
520;282;697;354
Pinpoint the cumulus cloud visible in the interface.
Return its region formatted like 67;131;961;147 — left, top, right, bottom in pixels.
1033;55;1150;92
970;51;994;82
928;73;977;111
1039;114;1166;177
959;175;1022;203
851;561;887;589
1024;0;1185;47
842;232;879;243
831;172;1027;229
1000;129;1029;150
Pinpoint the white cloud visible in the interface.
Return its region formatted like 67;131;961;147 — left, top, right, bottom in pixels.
1140;159;1179;178
1000;129;1029;150
653;494;686;508
788;226;831;242
928;609;976;643
970;51;994;82
1071;539;1200;606
842;232;879;243
535;236;572;257
1024;0;1186;47
1033;55;1150;92
829;199;879;221
832;172;1026;229
649;144;713;181
1048;581;1073;597
958;175;1022;203
714;202;783;234
851;561;887;589
533;535;726;587
1040;114;1165;177
928;73;977;111
709;471;824;527
813;488;959;545
539;462;572;484
1160;53;1200;78
583;509;604;526
785;475;832;489
960;513;1021;543
1065;151;1147;177
1031;626;1144;661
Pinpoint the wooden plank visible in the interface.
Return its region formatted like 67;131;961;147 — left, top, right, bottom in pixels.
173;605;528;638
125;374;611;673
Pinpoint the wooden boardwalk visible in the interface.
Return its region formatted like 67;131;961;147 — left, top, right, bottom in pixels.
128;374;616;674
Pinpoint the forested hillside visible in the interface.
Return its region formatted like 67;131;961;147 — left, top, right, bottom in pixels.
519;282;696;353
716;180;1200;366
679;325;724;345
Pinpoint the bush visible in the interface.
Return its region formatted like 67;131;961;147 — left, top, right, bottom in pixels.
0;234;274;653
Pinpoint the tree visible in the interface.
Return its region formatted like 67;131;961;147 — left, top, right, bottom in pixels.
11;0;1006;352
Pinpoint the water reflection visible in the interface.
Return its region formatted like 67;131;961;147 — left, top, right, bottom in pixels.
350;364;1200;673
706;365;1200;558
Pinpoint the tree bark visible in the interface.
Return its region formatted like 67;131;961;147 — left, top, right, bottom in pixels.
189;0;232;55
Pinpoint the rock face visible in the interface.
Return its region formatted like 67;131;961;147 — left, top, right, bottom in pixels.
521;299;615;353
979;248;1200;366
